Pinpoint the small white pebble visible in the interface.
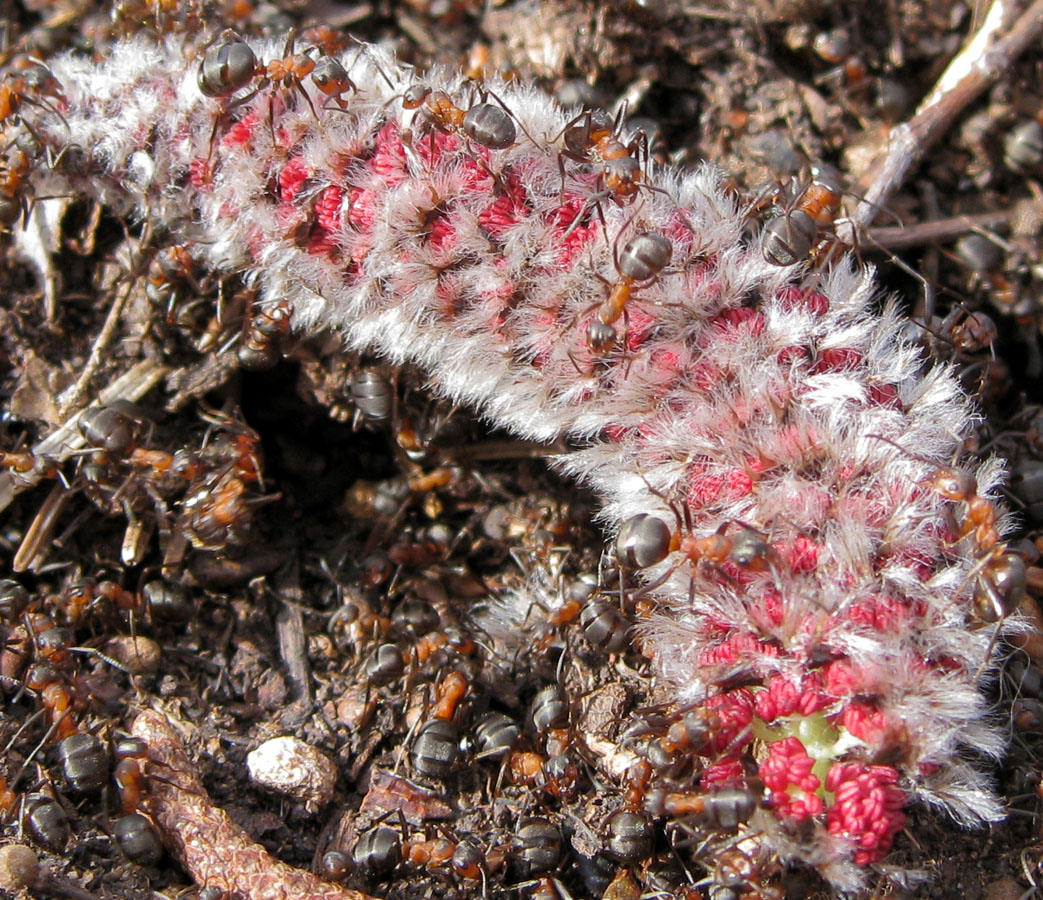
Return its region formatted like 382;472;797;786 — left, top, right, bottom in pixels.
246;737;337;813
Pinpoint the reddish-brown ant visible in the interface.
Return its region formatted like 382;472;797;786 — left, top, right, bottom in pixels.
616;511;778;578
871;435;1025;623
556;108;648;202
583;229;672;353
0;148;30;227
237;299;292;370
197;31;357;154
761;169;844;266
0;58;66;138
401;83;521;152
197;31;355;113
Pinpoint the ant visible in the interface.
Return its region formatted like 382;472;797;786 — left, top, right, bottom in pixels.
400;83;522;153
616;509;779;581
760;168;844;267
409;670;471;779
871;435;1026;624
556;107;649;203
0;57;67;154
197;31;355;112
237;299;292;370
111;738;163;865
0;443;59;480
197;31;357;152
583;229;671;353
0;147;30;228
924;465;1027;622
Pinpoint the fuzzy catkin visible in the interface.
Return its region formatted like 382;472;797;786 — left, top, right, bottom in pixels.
16;34;1016;892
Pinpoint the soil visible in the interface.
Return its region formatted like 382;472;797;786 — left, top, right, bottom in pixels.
1;1;1043;899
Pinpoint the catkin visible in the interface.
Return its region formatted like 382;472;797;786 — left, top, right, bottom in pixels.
13;33;1018;892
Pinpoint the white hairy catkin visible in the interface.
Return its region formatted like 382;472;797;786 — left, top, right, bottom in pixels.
13;33;1019;893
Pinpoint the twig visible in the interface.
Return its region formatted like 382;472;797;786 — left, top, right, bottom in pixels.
12;482;69;572
58;276;135;417
0;358;169;514
131;709;379;900
843;0;1043;237
864;209;1013;251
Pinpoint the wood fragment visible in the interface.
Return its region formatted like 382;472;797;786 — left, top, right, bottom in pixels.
131;709;379;900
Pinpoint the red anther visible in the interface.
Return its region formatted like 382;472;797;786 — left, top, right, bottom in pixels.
867;383;901;408
624;307;656;352
315;185;344;235
370;123;409;180
813;347;863;373
346;186;378;237
415;130;461;168
786;535;820;572
689;359;721;392
700;689;755;754
427;213;457;252
716;306;765;335
700;756;745;789
825;762;906;865
754;676;800;722
685;467;753;511
847;595;913;632
478;174;528;237
776;344;810;365
777;286;829;316
700;633;781;668
822;659;861;698
189;157;214;190
648;344;683;377
550;197;599;264
222;111;260;149
278;157;311;203
839;703;893;746
761;737;823;821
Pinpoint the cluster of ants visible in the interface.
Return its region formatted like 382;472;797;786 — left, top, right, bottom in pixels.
1;402;274;574
0;386;788;900
297;456;789;900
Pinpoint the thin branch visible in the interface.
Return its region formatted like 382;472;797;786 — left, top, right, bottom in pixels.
842;0;1043;238
865;209;1013;251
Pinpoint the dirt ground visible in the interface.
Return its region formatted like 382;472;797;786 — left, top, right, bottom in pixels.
2;1;1043;899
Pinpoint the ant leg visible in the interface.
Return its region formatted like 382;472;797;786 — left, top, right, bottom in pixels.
294;80;320;123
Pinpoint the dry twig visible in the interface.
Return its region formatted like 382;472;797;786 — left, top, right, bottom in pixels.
844;0;1043;235
132;709;378;900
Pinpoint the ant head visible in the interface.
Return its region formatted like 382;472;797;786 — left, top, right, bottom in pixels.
403;84;432;110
